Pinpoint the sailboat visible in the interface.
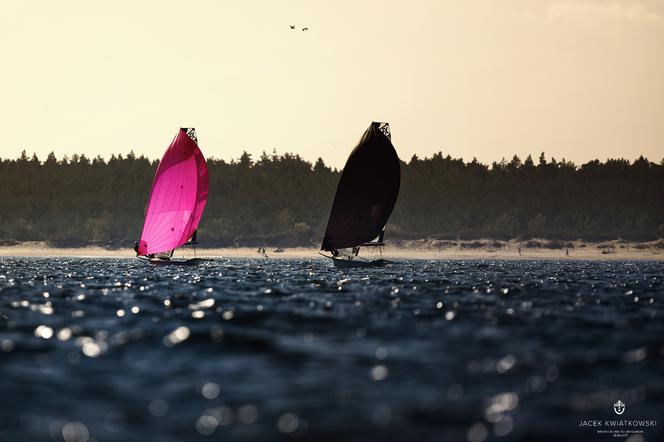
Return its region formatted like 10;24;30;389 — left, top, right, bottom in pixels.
135;128;209;265
320;122;401;268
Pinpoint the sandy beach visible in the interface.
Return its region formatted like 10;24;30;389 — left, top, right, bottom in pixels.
1;240;662;260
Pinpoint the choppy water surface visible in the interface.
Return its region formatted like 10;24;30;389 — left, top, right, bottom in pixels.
0;258;662;442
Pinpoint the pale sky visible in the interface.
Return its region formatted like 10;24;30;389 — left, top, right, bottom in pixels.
1;0;663;167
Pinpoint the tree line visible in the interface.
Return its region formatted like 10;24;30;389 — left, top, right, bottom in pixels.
0;150;662;248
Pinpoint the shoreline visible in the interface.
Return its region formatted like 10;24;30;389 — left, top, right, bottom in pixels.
0;240;662;260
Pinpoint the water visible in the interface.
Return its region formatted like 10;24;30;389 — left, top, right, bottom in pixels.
0;258;662;442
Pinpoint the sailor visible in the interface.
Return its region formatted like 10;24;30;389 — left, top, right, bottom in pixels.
134;241;157;259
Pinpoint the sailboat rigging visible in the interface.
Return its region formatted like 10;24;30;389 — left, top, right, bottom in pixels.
135;128;209;265
320;122;401;267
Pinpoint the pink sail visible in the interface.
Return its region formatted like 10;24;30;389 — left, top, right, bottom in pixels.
137;129;209;256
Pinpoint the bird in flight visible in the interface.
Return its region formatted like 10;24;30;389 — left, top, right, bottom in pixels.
290;25;295;29
302;27;309;31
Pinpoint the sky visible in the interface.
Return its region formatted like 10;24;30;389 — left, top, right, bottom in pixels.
1;0;663;168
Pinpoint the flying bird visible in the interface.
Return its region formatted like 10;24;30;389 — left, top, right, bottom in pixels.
290;25;295;29
302;27;309;31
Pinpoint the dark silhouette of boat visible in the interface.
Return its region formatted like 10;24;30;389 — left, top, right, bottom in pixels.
320;122;400;268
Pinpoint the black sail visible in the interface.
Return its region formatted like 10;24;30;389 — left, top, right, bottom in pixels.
321;122;401;251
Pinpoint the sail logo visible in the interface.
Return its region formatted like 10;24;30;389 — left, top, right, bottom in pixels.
614;400;626;415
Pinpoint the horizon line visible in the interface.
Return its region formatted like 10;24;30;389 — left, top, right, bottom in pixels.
3;149;663;169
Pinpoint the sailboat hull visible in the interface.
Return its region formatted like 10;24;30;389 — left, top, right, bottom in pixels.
329;257;392;268
137;256;207;266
